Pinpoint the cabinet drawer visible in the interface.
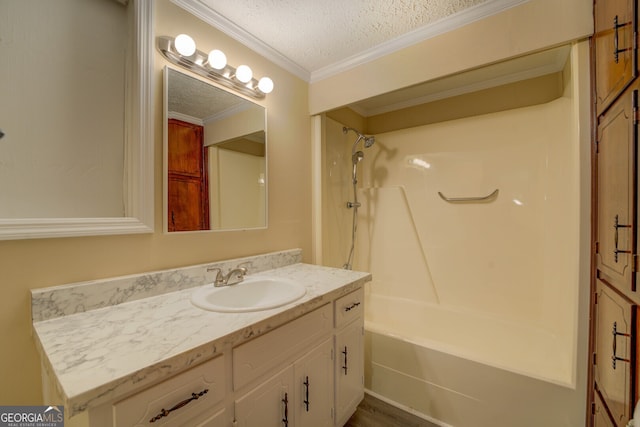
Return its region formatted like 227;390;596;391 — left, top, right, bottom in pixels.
594;279;636;426
335;287;364;329
233;303;332;390
113;356;225;427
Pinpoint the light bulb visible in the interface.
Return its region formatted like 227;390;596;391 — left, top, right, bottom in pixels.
236;65;253;83
258;77;274;94
174;34;196;56
207;49;227;70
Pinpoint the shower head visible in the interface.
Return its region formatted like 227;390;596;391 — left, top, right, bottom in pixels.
343;126;375;153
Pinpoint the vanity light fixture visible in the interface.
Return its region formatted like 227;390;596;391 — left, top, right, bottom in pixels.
157;35;274;99
174;34;196;56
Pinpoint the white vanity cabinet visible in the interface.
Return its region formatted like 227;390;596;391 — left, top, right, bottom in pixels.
334;288;365;427
51;280;367;427
233;303;335;426
234;338;334;427
233;288;365;427
234;365;294;427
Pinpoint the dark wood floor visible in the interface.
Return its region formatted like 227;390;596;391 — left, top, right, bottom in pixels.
344;393;439;427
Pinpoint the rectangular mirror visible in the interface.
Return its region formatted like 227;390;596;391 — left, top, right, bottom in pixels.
0;0;154;239
163;67;267;232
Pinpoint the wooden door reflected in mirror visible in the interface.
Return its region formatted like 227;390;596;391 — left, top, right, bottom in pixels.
163;67;267;232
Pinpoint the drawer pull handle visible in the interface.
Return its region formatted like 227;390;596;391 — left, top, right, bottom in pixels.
303;376;310;412
345;302;361;312
612;321;631;369
613;15;632;63
282;392;289;426
149;388;208;423
614;214;632;262
342;346;348;375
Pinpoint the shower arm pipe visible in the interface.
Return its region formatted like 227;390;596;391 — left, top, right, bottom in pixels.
437;189;499;203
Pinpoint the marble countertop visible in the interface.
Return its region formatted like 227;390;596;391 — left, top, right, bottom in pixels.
32;257;371;417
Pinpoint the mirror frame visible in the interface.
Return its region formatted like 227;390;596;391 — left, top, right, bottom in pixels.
0;0;154;240
162;66;268;233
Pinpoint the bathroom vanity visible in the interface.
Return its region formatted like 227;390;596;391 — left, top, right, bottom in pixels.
31;250;370;427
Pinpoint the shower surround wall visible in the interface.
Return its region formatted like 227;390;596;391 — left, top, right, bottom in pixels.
321;46;588;426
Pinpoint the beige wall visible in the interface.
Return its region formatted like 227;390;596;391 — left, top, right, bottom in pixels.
0;0;126;218
0;0;311;405
309;0;593;114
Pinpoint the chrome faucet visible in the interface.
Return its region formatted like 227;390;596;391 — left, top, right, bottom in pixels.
207;266;248;287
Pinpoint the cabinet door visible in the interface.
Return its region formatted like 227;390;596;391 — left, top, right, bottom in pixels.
235;366;294;427
594;0;636;115
294;338;334;427
335;320;364;427
594;390;617;427
167;119;209;231
596;84;638;293
594;279;636;426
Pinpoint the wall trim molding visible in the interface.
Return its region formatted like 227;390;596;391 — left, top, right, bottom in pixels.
171;0;529;83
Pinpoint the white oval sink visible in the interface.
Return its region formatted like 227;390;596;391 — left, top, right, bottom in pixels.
191;275;307;313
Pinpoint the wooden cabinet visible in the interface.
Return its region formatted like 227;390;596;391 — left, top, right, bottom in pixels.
591;1;640;425
167;119;209;231
594;0;636;115
595;82;638;293
594;390;618;427
594;279;636;425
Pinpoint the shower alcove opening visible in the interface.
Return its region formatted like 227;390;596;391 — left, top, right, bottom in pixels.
314;42;590;427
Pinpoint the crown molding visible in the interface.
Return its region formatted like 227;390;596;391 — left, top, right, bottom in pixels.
310;0;530;83
171;0;529;84
170;0;311;81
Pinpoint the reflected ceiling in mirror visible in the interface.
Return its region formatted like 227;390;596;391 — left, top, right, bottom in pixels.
164;67;267;233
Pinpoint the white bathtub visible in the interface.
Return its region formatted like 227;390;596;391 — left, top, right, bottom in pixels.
365;293;581;427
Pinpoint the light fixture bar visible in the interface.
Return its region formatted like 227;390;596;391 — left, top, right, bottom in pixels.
156;36;271;99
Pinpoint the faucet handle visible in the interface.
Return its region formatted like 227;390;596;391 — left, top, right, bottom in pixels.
206;267;224;285
224;266;248;286
237;261;251;271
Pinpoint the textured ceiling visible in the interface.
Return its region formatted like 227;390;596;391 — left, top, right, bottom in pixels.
174;0;537;83
168;68;252;121
199;0;491;74
173;0;549;115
